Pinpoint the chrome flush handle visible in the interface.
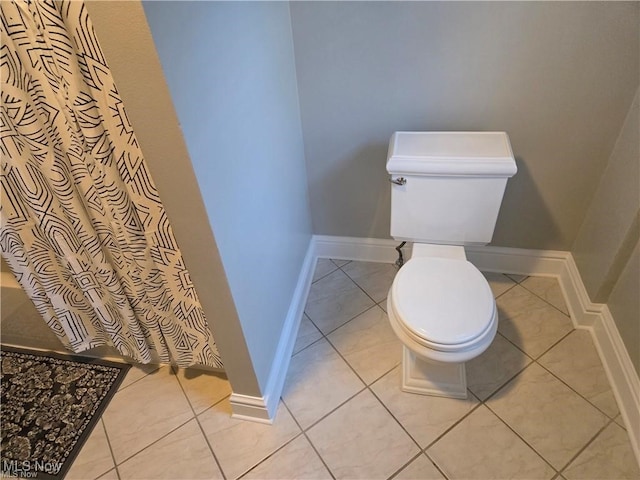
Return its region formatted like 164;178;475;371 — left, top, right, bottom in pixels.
389;177;406;186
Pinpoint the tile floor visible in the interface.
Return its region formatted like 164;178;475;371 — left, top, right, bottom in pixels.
66;259;640;480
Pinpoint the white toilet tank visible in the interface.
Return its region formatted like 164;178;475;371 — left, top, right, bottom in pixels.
387;132;517;245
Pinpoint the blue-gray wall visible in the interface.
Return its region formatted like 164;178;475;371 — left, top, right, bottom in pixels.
143;1;312;392
114;0;638;391
290;1;639;250
573;89;640;374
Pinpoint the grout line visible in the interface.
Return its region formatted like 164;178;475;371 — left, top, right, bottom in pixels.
77;264;618;480
556;417;615;475
494;312;567;363
339;261;396;307
306;263;381;338
286;310;372;433
292;306;403;431
319;328;434;470
290;330;325;358
293;328;428;478
192;417;227;480
421;394;485;452
423;450;451;480
297;382;369;433
304;264;504;476
494;282;518;299
483;401;560;475
200;392;231;415
493;330;536;364
376;297;388;310
535;356;618;420
110;416;197;470
386;451;424;480
234;430;306;480
99;418;122;480
105;370;197;469
479;359;536;405
292;265;621;477
310;261;340;285
302;430;338;480
367;383;425;452
308;301;381;339
496;276;619;419
504;273;529;284
172;367;227;480
534;328;575;361
488;273;520;300
323;321;399;386
116;363;163;392
518;279;572;318
330;258;351;268
280;400;337;480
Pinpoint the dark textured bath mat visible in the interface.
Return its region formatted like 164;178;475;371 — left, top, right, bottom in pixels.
0;346;130;479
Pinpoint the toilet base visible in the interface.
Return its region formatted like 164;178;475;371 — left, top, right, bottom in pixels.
401;346;468;399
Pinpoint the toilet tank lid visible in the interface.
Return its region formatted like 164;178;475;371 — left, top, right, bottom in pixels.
386;131;517;177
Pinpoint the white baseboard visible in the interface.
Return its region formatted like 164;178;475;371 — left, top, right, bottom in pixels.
465;245;570;277
470;246;639;463
312;236;640;464
314;235;399;263
591;306;640;465
237;234;638;465
229;393;273;424
229;237;317;423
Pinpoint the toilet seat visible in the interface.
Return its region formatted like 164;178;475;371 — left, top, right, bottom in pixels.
390;256;495;352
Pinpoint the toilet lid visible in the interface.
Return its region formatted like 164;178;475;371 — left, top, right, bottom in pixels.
391;257;495;346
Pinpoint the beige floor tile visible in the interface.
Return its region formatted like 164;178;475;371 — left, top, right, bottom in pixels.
313;258;339;282
466;333;532;400
342;261;398;303
521;275;569;315
65;421;115;480
331;259;351;267
96;469;119;480
394;454;445;479
198;400;300;480
118;419;222;479
293;314;323;355
174;367;232;415
487;363;609;470
242;435;331;480
483;272;517;298
328;305;402;384
539;329;619;418
614;414;627;430
71;267;629;480
370;366;479;448
497;285;573;358
305;269;375;334
378;298;388;312
427;405;555;479
283;338;364;429
118;363;161;391
563;422;640;480
307;389;419;479
506;273;528;283
102;366;194;464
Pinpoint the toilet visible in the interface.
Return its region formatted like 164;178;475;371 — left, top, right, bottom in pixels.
386;131;517;399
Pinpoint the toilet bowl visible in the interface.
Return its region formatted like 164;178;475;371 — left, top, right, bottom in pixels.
386;131;517;398
387;243;497;398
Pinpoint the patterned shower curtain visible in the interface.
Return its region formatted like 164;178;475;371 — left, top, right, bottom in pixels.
0;0;223;368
